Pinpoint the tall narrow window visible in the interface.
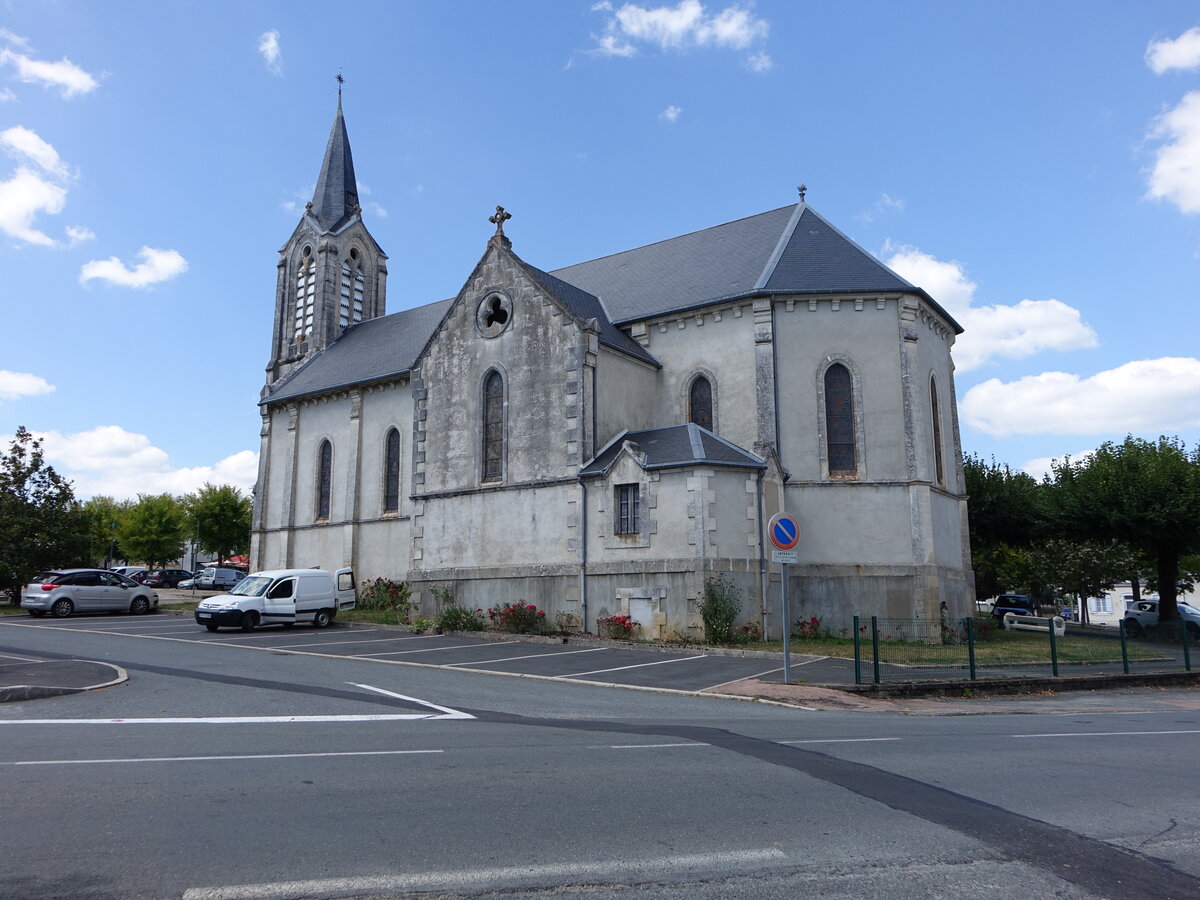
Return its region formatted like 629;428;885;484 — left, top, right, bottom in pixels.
384;427;401;513
616;484;640;535
930;377;945;485
316;440;332;520
824;364;856;474
689;375;713;431
482;370;504;483
293;246;316;342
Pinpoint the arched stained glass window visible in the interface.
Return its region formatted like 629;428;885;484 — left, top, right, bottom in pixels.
482;370;504;483
689;376;713;432
384;428;401;513
931;378;945;485
317;440;332;520
824;364;856;475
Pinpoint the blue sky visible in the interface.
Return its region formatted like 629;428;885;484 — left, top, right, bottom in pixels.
1;1;1199;500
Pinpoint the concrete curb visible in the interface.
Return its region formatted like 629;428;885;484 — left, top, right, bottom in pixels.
0;660;128;703
836;669;1200;698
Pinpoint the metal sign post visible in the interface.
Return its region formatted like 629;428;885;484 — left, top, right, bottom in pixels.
767;512;800;685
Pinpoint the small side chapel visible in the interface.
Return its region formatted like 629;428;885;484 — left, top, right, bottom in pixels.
250;98;974;637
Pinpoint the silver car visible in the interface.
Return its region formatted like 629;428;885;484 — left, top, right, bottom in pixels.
21;569;159;618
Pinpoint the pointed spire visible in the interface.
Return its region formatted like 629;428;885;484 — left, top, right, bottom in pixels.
309;83;359;232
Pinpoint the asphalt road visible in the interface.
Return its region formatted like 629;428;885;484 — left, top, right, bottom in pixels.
2;617;1199;899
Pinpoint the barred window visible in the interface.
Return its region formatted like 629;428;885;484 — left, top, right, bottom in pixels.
824;364;856;474
316;440;332;520
931;377;945;485
482;370;504;483
384;427;401;513
615;484;640;535
689;375;713;431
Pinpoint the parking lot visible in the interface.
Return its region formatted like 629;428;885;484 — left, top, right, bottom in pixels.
0;612;827;695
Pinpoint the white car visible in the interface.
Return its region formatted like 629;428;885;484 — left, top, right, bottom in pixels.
194;567;355;632
1123;599;1200;640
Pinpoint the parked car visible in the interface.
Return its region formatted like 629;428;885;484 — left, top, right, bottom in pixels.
182;567;245;591
111;566;147;580
1122;599;1200;640
991;594;1038;620
195;567;355;632
21;569;159;618
141;569;194;588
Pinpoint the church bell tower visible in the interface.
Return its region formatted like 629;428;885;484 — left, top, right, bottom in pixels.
266;86;388;388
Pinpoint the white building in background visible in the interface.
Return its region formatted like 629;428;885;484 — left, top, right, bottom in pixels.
249;98;975;638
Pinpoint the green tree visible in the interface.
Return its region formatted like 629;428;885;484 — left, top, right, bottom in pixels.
1028;539;1133;624
118;493;187;569
963;454;1048;598
0;426;89;602
187;483;252;563
1051;436;1200;622
81;495;132;565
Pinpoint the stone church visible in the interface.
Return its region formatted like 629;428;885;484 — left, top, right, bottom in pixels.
250;99;974;638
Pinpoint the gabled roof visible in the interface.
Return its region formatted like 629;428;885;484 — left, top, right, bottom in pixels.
549;202;961;333
309;100;359;233
517;260;659;367
581;423;765;477
266;299;454;404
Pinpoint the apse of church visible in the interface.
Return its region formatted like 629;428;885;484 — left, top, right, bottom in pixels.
252;98;974;638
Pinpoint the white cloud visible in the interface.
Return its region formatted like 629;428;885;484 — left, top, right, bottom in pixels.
79;247;188;288
19;425;259;500
258;29;282;75
0;29;32;51
961;357;1200;437
858;192;904;223
746;50;772;72
0;370;54;400
1147;27;1200;74
660;104;682;122
0;88;15;103
1146;90;1200;214
66;225;94;244
0;126;85;246
0;47;98;98
593;0;769;67
885;245;1098;371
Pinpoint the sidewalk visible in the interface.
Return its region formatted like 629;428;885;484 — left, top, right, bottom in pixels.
0;658;127;702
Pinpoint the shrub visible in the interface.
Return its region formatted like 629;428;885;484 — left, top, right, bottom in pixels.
487;600;547;634
359;577;415;619
409;617;435;634
793;616;822;639
735;621;763;644
700;574;742;644
437;605;487;632
597;613;640;640
430;583;455;611
553;610;578;634
969;616;995;643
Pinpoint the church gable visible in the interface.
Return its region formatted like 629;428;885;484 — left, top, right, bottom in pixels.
412;233;597;495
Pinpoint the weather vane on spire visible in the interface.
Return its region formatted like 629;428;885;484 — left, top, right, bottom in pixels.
336;69;345;104
797;183;807;202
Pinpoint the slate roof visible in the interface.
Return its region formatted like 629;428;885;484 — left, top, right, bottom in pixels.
264;200;962;405
518;260;658;366
580;424;765;477
309;101;359;233
267;299;454;404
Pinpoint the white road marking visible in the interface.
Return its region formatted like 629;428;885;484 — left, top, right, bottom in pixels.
267;635;430;650
445;647;608;667
348;683;475;719
779;737;902;745
0;714;445;725
360;641;514;657
1013;729;1200;739
182;848;787;899
610;742;708;749
0;652;42;661
8;749;442;766
569;655;709;678
701;666;786;691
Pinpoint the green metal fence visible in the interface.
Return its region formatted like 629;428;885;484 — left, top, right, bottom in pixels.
852;614;1196;684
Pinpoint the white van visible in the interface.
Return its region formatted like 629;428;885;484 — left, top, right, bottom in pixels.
193;567;355;632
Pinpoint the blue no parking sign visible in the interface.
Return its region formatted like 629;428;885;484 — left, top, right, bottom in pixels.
768;512;800;551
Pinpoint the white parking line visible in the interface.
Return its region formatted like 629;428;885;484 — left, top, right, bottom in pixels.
0;714;447;725
7;749;442;766
568;655;708;678
267;635;432;650
445;647;608;667
182;849;788;900
349;683;475;719
1013;729;1200;739
360;641;517;657
610;742;708;749
778;737;902;745
0;652;42;662
701;666;785;691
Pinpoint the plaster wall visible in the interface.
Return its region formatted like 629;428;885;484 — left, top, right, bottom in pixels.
594;349;658;445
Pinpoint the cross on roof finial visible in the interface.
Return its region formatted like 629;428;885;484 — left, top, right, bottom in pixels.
797;183;807;201
336;70;345;106
489;205;511;236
